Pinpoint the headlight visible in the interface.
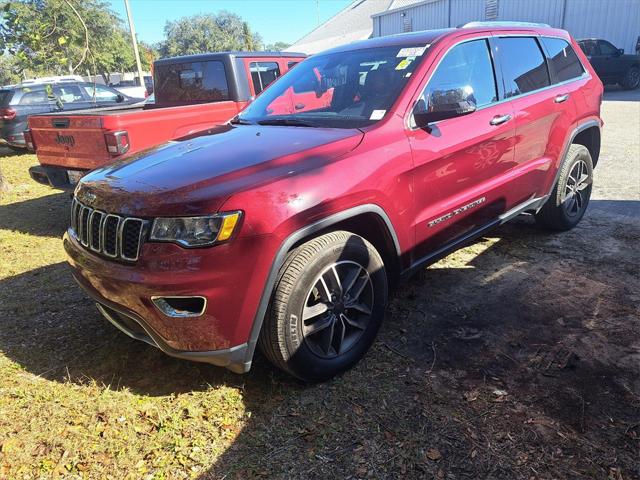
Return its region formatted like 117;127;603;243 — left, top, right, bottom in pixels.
150;211;242;247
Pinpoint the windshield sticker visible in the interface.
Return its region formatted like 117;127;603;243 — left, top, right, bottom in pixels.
370;109;386;120
405;72;412;77
395;57;415;70
397;45;428;57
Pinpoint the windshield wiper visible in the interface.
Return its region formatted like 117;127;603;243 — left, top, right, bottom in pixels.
257;117;318;127
229;116;254;125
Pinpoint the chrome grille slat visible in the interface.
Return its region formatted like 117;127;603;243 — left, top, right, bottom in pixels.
70;199;146;262
89;210;104;252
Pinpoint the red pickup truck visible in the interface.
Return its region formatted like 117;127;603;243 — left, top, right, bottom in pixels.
27;51;305;189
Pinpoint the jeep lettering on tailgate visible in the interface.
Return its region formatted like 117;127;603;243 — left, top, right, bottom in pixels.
55;132;75;147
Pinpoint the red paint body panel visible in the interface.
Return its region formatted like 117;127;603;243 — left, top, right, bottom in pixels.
64;27;603;369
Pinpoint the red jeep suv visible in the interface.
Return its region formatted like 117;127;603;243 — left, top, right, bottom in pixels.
64;23;603;381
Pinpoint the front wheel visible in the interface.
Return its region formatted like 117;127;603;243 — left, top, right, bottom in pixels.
621;66;640;90
535;144;593;231
258;231;388;382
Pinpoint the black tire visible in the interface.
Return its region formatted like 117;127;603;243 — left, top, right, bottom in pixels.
621;66;640;90
535;144;593;231
258;231;388;382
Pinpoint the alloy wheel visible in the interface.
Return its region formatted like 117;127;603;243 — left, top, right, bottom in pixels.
563;159;591;217
302;260;374;359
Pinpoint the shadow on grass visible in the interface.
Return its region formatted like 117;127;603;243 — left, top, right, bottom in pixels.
0;192;70;238
0;260;297;397
0;146;26;158
1;213;638;478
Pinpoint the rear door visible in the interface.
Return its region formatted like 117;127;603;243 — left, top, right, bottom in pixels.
6;89;53;144
407;36;516;259
493;35;582;201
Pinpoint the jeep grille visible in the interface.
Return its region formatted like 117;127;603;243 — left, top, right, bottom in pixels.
70;198;147;262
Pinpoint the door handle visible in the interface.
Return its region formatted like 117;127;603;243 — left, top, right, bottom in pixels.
489;114;512;126
554;94;570;103
294;103;305;110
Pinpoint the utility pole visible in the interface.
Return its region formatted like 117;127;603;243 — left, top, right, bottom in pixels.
124;0;145;87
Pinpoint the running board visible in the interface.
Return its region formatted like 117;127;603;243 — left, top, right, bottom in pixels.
402;196;546;279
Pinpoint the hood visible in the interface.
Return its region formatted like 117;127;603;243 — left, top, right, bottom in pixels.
76;124;364;216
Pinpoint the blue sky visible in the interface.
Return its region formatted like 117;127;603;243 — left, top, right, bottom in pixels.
108;0;353;47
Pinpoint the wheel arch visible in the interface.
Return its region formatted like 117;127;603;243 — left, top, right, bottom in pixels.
241;204;402;369
572;124;601;167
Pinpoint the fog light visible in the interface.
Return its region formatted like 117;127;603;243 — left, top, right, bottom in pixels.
151;296;207;317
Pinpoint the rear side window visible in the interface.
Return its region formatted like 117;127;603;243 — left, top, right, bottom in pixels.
19;90;49;105
578;40;597;56
597;40;618;55
154;60;229;105
0;90;13;106
496;37;550;97
250;62;281;94
541;37;585;83
424;39;498;107
287;61;299;69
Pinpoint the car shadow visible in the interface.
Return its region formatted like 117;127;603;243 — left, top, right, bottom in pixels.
602;85;640;102
0;146;24;157
2;209;637;478
589;198;640;218
0;192;70;238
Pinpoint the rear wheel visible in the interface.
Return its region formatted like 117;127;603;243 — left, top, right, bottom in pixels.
621;66;640;90
258;231;388;382
535;144;593;231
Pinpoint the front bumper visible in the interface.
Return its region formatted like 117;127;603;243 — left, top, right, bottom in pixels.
64;229;274;374
85;288;250;373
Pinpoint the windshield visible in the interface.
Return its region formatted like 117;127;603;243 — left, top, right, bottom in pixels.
238;45;428;129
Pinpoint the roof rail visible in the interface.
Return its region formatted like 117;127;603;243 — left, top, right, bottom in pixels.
459;21;551;29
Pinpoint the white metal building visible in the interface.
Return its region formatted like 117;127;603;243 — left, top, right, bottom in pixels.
372;0;640;53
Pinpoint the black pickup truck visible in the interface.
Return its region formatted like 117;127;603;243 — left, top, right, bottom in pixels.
578;38;640;89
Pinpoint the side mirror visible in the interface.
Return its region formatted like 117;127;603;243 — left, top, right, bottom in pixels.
616;48;624;56
116;94;125;103
413;86;477;128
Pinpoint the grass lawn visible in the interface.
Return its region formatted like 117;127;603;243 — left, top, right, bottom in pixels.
1;152;638;479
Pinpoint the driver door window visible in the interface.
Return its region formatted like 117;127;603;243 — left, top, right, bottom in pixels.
421;39;498;111
82;84;121;103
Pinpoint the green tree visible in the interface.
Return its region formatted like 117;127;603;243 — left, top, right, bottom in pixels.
0;54;22;85
158;12;263;57
0;0;152;82
265;41;290;52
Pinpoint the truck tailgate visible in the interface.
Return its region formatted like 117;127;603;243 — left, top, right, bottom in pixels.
29;115;111;170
